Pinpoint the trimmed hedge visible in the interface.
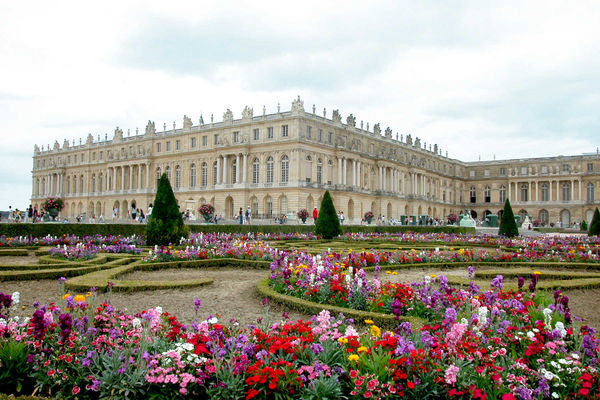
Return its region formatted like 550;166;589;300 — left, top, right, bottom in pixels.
0;249;28;256
0;223;475;237
257;277;425;329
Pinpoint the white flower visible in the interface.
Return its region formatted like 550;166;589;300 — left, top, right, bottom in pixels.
132;318;142;329
527;331;535;339
11;292;20;305
208;317;218;324
544;371;554;380
155;306;163;314
552;392;560;398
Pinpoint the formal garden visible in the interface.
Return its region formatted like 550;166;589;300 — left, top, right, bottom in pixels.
1;184;599;399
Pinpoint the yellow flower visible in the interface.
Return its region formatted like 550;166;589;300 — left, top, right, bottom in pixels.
74;295;86;303
370;325;382;337
386;271;392;274
364;319;374;325
338;337;348;344
431;274;437;278
348;354;360;362
392;272;398;275
533;271;542;275
86;292;93;297
62;293;71;299
357;346;368;353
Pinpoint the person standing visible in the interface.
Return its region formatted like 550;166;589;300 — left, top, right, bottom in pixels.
312;207;318;222
131;205;137;221
238;208;244;224
245;206;251;224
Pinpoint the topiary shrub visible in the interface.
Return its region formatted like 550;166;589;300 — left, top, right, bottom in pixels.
314;190;341;240
589;208;600;236
581;220;588;231
499;199;519;237
146;174;189;245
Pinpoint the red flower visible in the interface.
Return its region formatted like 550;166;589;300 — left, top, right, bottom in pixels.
72;386;80;395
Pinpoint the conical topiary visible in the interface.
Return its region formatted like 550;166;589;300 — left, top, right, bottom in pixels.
589;208;600;236
314;190;342;240
499;198;519;237
146;173;189;245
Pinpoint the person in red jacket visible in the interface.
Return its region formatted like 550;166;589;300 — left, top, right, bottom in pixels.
313;207;318;221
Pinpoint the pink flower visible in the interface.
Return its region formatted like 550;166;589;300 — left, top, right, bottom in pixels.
445;364;460;385
72;386;80;395
364;391;373;398
367;379;379;390
350;369;359;378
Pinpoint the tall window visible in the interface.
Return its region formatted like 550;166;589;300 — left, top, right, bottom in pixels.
267;127;273;139
166;142;171;151
281;155;289;183
202;162;208;187
99;173;103;192
166;166;171;182
280;195;288;214
175;165;181;188
541;183;549;201
65;178;69;194
212;162;217;185
499;185;506;203
318;129;322;142
252;198;258;217
317;159;322;184
266;197;273;218
190;164;196;187
587;183;595;202
253;129;259;140
233;131;239;143
92;174;96;193
307;126;312;139
191;137;196;148
203;136;207;146
484;186;491;203
282;125;288;137
266;157;274;183
469;186;476;203
232;159;237;184
562;182;571;201
520;184;528;202
540;209;549;225
175;140;180;150
156;168;161;187
252;158;259;184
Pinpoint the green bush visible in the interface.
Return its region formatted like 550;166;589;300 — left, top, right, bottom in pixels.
589;208;600;236
0;340;34;394
499;199;519;237
145;174;190;245
581;220;588;231
314;191;342;239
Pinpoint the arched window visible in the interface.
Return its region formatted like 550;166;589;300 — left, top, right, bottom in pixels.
281;155;289;183
317;159;322;185
80;175;84;193
499;185;506;203
266;157;274;183
252;158;259;184
541;183;549;201
539;209;549;225
587;183;595;202
520;184;528;202
175;165;181;188
280;195;288;215
212;162;217;185
200;162;207;187
156;168;161;187
469;186;476;203
562;182;571;201
484;186;491;203
99;173;103;193
190;164;196;188
165;166;171;182
265;196;273;218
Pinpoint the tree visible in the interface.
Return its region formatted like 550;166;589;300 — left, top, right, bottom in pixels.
499;199;519;237
314;190;342;239
146;173;189;245
589;208;600;236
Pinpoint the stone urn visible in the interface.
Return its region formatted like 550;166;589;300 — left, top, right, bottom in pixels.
203;214;213;223
47;208;59;221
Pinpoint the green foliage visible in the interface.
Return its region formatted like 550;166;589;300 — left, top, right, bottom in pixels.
581;220;588;231
299;375;344;400
314;191;342;239
145;174;190;246
0;340;34;394
499;199;519;237
589;208;600;236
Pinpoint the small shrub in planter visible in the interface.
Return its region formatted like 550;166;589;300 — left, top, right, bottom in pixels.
146;174;189;245
198;203;215;222
364;211;374;224
297;208;309;223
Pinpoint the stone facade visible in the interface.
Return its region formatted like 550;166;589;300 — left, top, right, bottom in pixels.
31;97;600;226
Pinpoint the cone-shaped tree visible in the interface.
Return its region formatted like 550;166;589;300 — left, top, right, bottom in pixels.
499;198;519;237
146;173;189;245
314;190;342;239
589;207;600;236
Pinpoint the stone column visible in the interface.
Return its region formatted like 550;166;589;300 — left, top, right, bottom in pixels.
145;164;150;188
121;167;125;191
129;166;133;190
343;158;347;185
549;181;553;202
379;166;382;189
243;153;248;183
578;179;582;202
113;168;117;191
337;157;342;184
223;155;228;184
534;181;538;202
216;156;221;184
352;159;356;186
508;181;512;202
137;165;142;189
571;180;574;201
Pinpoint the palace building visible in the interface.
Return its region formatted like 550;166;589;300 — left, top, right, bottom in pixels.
31;97;600;226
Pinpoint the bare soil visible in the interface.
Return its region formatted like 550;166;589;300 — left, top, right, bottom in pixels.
0;256;39;265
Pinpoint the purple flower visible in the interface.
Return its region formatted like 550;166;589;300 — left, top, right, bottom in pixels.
193;298;202;313
517;276;525;290
311;343;324;355
490;275;504;291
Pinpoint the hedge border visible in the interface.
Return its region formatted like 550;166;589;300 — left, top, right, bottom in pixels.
0;249;28;256
256;277;425;329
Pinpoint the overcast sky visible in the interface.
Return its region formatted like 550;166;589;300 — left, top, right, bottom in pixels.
2;1;599;210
